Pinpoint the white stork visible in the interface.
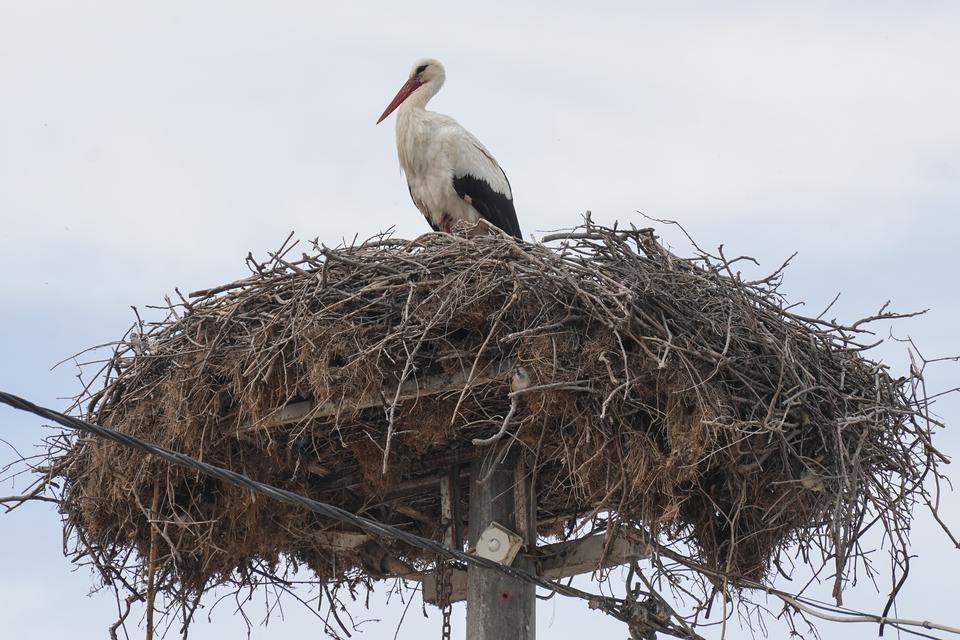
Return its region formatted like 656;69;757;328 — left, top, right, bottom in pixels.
376;58;522;239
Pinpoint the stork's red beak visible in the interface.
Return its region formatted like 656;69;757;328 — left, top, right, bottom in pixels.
376;76;422;124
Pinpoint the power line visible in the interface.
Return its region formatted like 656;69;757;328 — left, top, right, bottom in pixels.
0;390;627;619
3;389;958;639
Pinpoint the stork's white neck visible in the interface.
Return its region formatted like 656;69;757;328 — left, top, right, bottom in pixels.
399;78;442;115
396;81;438;170
394;76;447;177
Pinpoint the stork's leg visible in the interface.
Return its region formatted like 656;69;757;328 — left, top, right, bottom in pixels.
440;213;453;234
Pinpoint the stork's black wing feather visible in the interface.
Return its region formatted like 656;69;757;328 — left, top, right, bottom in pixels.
452;174;522;239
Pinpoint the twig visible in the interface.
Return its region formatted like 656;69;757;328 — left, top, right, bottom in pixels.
145;480;160;640
472;395;519;446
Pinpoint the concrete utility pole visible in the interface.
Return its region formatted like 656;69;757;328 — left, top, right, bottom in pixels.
466;453;536;640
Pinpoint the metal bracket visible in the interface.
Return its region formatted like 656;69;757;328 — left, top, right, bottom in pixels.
475;521;524;566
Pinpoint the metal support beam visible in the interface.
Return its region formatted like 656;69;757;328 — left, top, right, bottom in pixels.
466;453;535;640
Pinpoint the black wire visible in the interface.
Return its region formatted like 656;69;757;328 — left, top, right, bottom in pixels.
0;390;625;619
11;389;940;639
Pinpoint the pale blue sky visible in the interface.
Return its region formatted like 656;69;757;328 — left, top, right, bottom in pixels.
1;1;958;638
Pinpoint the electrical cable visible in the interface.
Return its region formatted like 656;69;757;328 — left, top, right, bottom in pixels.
0;390;626;619
4;389;958;638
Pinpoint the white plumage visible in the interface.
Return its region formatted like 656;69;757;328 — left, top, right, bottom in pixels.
377;58;522;239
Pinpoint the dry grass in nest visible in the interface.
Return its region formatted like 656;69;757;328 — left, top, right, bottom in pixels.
41;218;947;635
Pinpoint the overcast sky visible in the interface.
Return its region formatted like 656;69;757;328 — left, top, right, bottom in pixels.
1;2;958;638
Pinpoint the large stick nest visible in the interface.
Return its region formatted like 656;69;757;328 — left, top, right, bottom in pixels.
53;220;943;628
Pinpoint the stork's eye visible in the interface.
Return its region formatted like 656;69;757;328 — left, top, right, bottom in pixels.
415;64;428;75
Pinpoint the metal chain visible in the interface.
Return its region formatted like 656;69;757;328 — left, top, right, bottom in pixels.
438;559;452;640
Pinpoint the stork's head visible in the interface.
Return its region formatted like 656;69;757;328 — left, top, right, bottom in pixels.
376;58;446;124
